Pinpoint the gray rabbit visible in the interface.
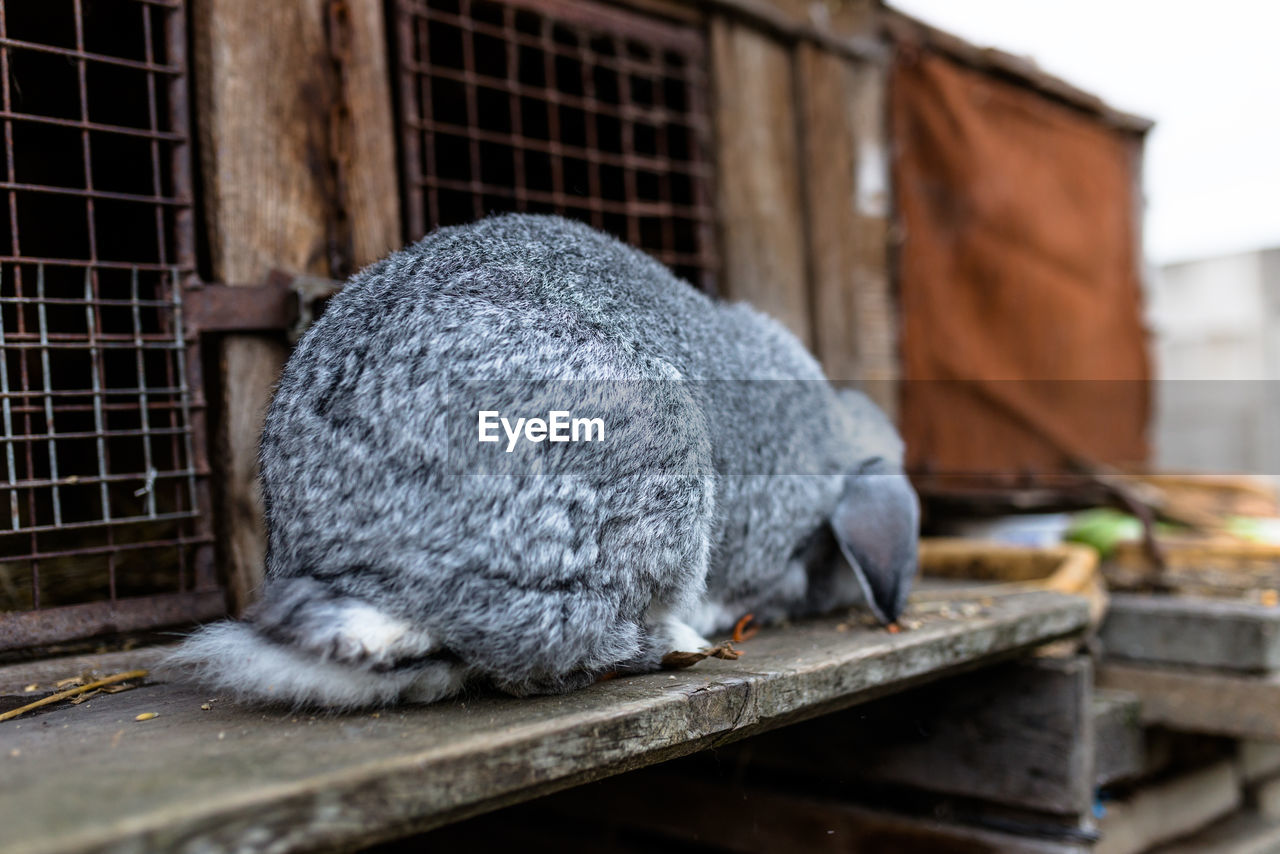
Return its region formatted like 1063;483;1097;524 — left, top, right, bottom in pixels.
170;214;918;708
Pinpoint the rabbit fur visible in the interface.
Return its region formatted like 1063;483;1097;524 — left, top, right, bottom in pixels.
170;214;918;708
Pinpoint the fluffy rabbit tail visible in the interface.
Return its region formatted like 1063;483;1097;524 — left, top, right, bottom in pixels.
166;578;467;709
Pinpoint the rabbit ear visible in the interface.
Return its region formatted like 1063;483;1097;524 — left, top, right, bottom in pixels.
830;459;920;624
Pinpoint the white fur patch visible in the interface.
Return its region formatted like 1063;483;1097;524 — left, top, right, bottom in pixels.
661;615;712;653
682;599;740;637
164;621;464;710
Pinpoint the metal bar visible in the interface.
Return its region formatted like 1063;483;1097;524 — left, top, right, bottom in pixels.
417;174;715;217
0;467;199;491
0;425;189;443
181;281;297;333
0;36;183;75
0;590;226;651
541;15;565;208
0;507;202;539
401;0;705;54
130;271;157;518
396;0;426;238
0;181;190;206
34;267;61;528
0;111;185;142
410;114;711;175
502;4;528;213
0;256;197;271
0;534;211;564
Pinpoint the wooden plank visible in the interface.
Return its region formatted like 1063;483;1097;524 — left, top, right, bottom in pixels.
537;769;1093;854
1101;593;1280;673
1094;689;1145;788
732;655;1095;816
194;0;331;610
336;0;403;266
1154;810;1280;854
709;17;812;345
796;44;898;416
1238;741;1280;785
1099;662;1280;742
194;0;401;612
1097;760;1242;854
0;591;1089;854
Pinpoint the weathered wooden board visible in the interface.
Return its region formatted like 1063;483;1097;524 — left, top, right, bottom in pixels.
1238;740;1280;785
339;0;403;266
1154;810;1280;854
709;16;812;345
194;0;400;611
1097;760;1241;854
194;0;331;610
0;592;1088;854
1094;688;1145;788
532;768;1093;854
795;44;898;416
1101;593;1280;673
1099;662;1280;742
724;655;1095;816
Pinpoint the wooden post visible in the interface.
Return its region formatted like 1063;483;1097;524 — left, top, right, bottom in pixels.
193;0;400;611
708;17;812;345
795;44;899;417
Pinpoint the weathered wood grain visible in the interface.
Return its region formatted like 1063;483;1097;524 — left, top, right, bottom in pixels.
1099;662;1280;742
1155;810;1280;854
1094;688;1145;788
795;44;899;416
729;655;1096;816
0;591;1088;854
1101;593;1280;673
194;0;331;610
1097;760;1241;854
194;0;400;611
709;17;812;345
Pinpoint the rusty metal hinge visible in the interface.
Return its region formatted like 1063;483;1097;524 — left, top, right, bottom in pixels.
183;271;343;342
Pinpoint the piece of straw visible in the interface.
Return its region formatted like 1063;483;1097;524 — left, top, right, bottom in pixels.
0;670;148;723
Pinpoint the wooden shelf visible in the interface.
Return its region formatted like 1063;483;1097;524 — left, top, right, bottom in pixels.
0;590;1088;854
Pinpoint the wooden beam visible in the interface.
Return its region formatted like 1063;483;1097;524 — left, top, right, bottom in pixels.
193;0;400;612
1094;689;1145;788
1099;662;1280;742
1096;760;1242;854
1101;593;1280;673
709;16;812;345
795;43;898;416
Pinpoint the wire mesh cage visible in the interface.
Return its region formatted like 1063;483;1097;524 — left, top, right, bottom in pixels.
394;0;719;291
0;0;218;652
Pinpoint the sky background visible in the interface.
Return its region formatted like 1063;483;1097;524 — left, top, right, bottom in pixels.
888;1;1280;266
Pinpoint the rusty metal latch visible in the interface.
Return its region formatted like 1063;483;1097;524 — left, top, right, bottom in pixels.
183;271;343;341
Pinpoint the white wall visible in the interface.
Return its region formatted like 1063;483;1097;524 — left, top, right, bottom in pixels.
1151;248;1280;477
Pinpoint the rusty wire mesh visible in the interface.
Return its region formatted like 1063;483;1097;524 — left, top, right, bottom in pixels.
394;0;719;291
0;0;217;650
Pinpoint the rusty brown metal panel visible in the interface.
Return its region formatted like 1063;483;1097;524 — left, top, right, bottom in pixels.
891;49;1151;485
